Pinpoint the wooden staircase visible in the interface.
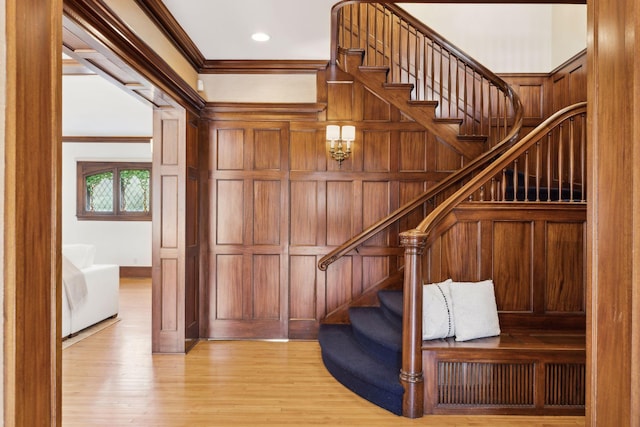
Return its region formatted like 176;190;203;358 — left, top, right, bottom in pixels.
338;48;485;160
318;1;586;419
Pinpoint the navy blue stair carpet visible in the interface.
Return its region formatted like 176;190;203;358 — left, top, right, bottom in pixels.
318;290;404;416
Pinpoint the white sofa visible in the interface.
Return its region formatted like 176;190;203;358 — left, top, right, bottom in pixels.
62;244;120;338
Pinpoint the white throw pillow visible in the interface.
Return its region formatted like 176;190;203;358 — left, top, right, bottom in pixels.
422;279;455;340
449;279;501;341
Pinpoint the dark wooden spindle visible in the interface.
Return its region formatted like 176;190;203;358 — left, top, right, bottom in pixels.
558;123;564;200
569;117;575;202
535;141;541;201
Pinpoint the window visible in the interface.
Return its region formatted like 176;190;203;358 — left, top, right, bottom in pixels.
77;162;151;221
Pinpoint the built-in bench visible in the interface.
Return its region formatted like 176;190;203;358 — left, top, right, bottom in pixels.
414;203;587;416
422;329;585;415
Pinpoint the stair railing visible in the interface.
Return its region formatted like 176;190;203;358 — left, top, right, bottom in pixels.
319;1;523;272
399;101;587;418
330;1;521;146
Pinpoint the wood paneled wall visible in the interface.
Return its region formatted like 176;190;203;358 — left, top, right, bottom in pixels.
501;50;587;135
423;204;586;331
204;68;463;339
152;107;200;353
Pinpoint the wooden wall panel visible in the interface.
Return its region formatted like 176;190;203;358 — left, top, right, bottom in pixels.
492;221;533;311
216;128;244;170
153;108;188;353
216;180;244;244
290;130;320;171
326;181;354;245
290;181;318;246
362;257;390;291
161;259;179;330
161;176;179;248
253;255;281;319
185;114;200;345
327;81;354;120
253;180;281;245
363;131;391;172
546;222;584;312
216;255;243;319
363;88;391;121
362;181;390;247
208;121;289;339
254;129;282;170
399;131;427;171
440;222;481;281
326;256;353;312
424;205;586;329
289;256;318;319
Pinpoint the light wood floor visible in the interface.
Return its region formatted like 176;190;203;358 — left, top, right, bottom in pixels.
62;278;586;426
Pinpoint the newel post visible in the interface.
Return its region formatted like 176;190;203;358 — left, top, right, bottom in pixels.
399;229;427;418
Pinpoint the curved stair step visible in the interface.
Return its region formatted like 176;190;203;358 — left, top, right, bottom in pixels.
318;324;404;415
349;307;402;367
378;290;403;327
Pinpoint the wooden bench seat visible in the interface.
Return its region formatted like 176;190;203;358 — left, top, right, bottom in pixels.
422;331;586;415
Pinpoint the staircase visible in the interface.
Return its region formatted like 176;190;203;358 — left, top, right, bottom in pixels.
318;2;585;418
318;290;404;415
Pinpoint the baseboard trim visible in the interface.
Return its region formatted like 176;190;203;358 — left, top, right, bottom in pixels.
120;266;152;278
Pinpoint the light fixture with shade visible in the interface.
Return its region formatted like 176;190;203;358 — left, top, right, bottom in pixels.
326;125;355;167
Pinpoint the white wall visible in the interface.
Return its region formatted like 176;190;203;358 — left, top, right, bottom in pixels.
400;3;586;73
63;75;153;267
551;5;588;68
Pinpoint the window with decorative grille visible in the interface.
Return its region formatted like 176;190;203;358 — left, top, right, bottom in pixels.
77;161;151;221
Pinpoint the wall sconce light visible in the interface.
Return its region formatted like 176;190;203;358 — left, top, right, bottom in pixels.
326;125;355;168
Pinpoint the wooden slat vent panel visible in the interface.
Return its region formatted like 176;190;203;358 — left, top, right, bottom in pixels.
438;362;535;406
544;363;586;407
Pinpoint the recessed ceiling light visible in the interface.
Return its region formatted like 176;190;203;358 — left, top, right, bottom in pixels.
251;32;270;42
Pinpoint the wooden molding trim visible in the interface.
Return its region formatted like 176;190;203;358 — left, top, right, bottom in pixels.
550;48;587;75
201;60;329;74
120;266;152;278
63;136;152;143
203;102;327;121
63;0;205;113
133;0;205;70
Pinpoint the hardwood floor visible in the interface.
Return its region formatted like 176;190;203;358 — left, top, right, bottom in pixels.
62;278;586;426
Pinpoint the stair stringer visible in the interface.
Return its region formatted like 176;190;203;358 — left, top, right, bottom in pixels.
338;48;485;161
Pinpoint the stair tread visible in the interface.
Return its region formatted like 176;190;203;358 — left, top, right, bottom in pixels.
318;324;404;415
349;307;402;354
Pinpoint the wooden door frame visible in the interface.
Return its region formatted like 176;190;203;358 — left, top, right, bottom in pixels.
4;0;63;424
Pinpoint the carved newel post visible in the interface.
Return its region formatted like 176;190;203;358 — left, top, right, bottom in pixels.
399;229;428;418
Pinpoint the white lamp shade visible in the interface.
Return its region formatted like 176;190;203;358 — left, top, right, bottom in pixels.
326;125;341;141
341;125;356;141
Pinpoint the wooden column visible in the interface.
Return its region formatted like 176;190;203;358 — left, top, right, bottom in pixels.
152;108;187;353
3;0;62;424
399;229;427;418
587;0;640;425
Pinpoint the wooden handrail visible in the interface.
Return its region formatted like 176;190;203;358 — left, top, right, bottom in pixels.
399;101;587;418
331;2;522;142
415;102;587;233
319;1;523;271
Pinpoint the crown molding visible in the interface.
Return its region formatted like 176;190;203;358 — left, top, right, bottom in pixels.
201;60;329;74
133;0;206;69
63;0;205;113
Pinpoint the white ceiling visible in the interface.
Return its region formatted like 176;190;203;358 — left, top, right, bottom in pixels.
161;0;339;60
